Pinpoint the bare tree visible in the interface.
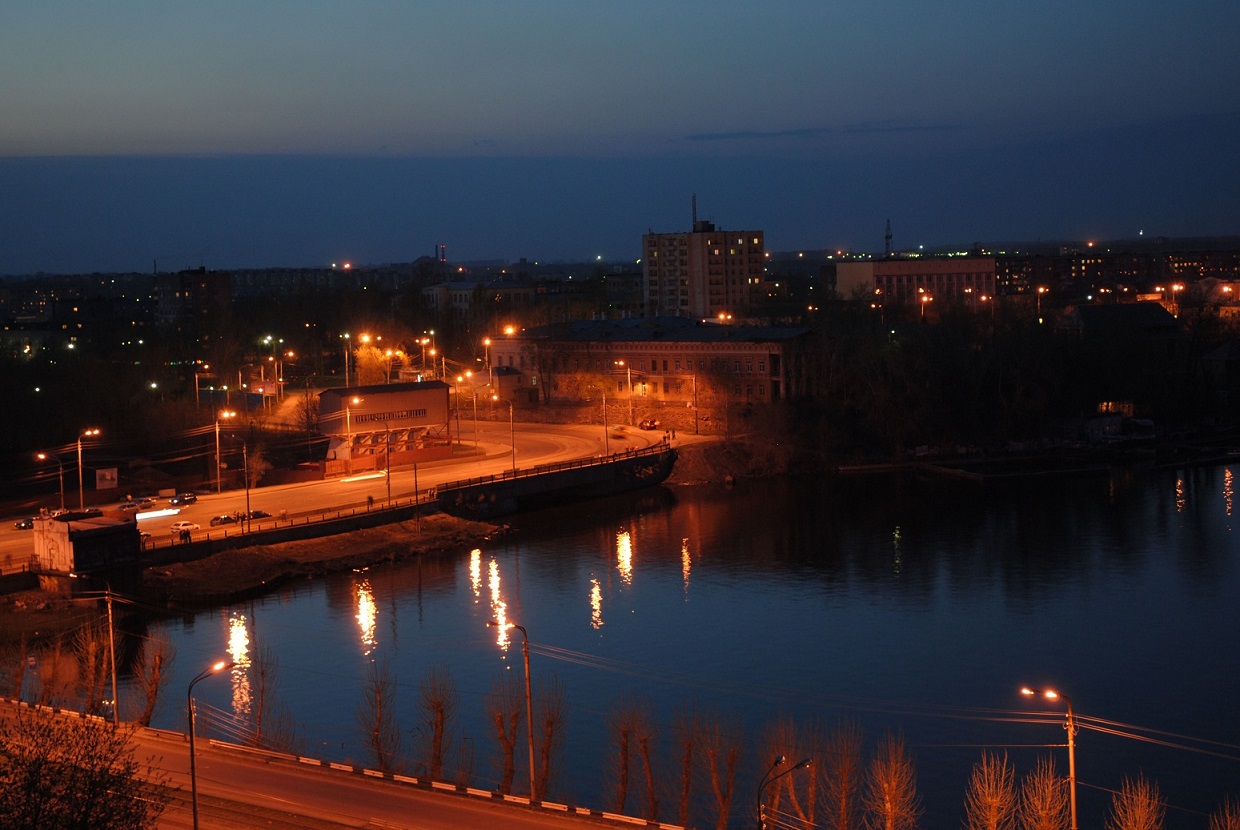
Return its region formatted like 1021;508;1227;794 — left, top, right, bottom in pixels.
606;696;638;813
862;732;921;830
417;666;458;781
823;720;864;830
485;672;523;794
357;660;401;773
0;707;170;829
74;620;110;716
1018;756;1069;830
0;633;31;700
699;709;744;830
1107;775;1164;830
1210;799;1240;830
129;632;175;727
963;751;1017;830
672;707;699;828
35;638;76;708
249;640;302;754
535;674;567;804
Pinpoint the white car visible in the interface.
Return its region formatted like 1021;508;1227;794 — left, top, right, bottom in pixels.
170;521;200;533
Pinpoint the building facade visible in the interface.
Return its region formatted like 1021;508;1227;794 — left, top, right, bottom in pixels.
488;317;811;415
642;221;766;319
836;257;997;309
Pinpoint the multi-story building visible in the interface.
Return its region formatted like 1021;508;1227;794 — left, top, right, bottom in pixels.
835;256;996;310
642;221;766;319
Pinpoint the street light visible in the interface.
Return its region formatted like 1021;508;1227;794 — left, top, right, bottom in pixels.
487;620;536;802
341;332;351;386
615;360;633;425
757;755;813;829
1036;286;1048;320
492;395;516;473
189;659;232;830
344;396;362;474
1021;686;1078;830
76;428;101;510
215;410;236;493
483;337;493;386
36;452;65;512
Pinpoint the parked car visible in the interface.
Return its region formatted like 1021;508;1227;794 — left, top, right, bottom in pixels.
639;418;661;430
170;520;199;533
14;517;34;530
209;514;238;527
170;493;198;506
117;501;140;512
248;509;271;519
137;498;157;510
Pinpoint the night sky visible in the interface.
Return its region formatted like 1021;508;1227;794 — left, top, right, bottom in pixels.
3;1;1238;274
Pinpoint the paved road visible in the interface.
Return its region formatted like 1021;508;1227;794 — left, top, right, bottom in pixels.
1;422;686;570
136;726;670;830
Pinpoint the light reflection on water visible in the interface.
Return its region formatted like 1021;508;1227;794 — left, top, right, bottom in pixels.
147;467;1240;829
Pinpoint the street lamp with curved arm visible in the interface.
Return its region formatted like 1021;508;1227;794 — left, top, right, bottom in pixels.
36;452;65;512
758;755;812;829
487;620;536;801
215;410;236;493
77;428;101;510
492;395;516;473
1021;686;1077;830
189;659;233;830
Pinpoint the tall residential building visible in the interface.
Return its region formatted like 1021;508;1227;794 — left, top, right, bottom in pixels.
642;221;765;319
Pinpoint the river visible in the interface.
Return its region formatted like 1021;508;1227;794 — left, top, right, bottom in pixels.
141;463;1240;829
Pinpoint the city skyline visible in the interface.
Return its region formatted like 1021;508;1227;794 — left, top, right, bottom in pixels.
2;2;1238;274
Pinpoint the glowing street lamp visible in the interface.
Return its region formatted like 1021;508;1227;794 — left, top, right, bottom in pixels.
341;333;351;386
344;396;362;474
215;410;236;493
1021;686;1078;830
1036;286;1048;319
615;360;633;425
758;755;813;829
188;659;232;830
483;337;493;386
36;452;65;512
76;428;101;510
487;620;536;801
492;395;516;473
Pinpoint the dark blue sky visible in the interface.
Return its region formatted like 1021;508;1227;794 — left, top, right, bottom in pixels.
3;2;1238;274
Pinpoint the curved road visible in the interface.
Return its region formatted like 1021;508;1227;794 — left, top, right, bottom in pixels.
0;422;679;566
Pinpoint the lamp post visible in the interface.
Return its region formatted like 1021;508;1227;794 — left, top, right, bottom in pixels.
1021;686;1077;830
36;452;65;512
344;396;362;474
492;395;516;473
76;428;100;510
615;360;633;425
241;442;252;532
483;337;493;386
215;410;236;493
1036;286;1047;320
341;333;351;386
382;420;392;506
757;755;813;829
188;659;232;830
487;620;536;802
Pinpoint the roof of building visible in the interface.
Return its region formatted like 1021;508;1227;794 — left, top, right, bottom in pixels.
321;380;449;399
517;317;809;343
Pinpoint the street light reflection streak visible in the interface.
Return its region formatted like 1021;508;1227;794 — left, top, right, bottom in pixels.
227;613;252;717
469;549;482;600
616;529;633;585
356;580;377;656
681;538;692;596
488;560;509;649
590;578;603;629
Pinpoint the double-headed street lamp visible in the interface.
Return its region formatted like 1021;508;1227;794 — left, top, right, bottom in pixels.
215;410;236;493
36;452;65;512
189;659;232;830
487;620;536;802
757;755;813;830
77;428;101;510
1021;686;1078;830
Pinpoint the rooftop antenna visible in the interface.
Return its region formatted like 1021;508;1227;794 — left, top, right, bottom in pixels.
692;194;697;228
885;219;892;258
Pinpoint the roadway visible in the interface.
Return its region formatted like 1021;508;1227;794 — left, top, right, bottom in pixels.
136;726;642;830
1;421;678;568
